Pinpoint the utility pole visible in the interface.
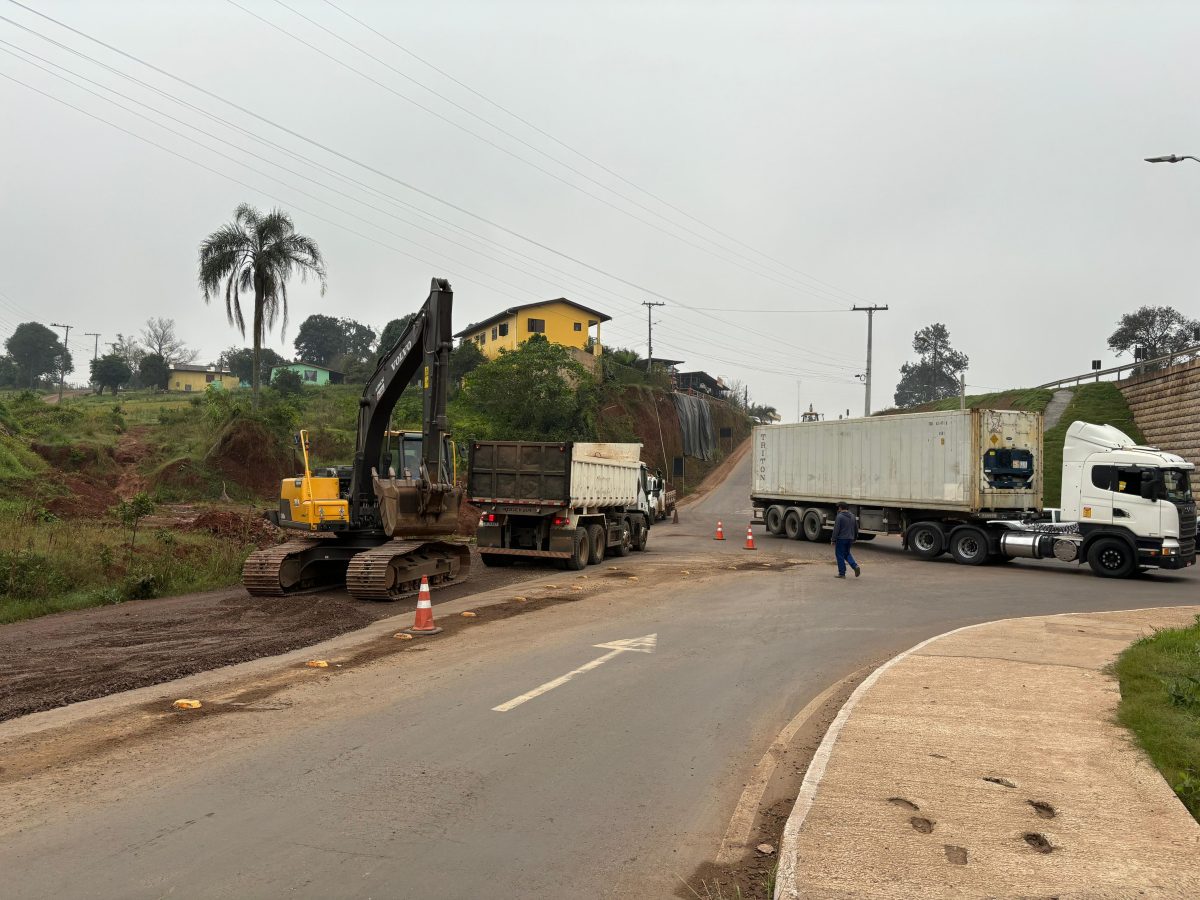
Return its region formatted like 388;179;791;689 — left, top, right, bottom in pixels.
50;322;71;402
960;372;966;410
85;332;100;362
642;301;665;371
852;305;888;416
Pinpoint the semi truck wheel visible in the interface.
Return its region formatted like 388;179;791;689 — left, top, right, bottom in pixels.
633;520;649;552
613;518;633;557
588;524;606;565
949;527;990;566
783;509;802;540
1087;538;1136;578
906;523;945;560
565;528;591;571
801;510;823;542
480;553;516;567
765;506;785;536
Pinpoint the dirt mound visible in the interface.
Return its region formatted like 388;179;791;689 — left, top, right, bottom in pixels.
31;441;116;474
44;474;118;519
189;510;279;547
149;456;211;496
205;419;294;499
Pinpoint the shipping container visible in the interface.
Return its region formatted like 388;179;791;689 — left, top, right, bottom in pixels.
752;409;1042;513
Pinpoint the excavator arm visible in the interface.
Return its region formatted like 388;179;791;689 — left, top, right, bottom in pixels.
349;277;460;535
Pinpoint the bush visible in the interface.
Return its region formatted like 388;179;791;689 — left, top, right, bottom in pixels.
272;368;305;396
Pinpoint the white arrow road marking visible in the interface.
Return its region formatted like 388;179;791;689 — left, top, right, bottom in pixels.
492;633;657;712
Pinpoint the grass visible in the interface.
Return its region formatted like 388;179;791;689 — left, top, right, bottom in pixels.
1115;615;1200;823
921;388;1055;414
1043;382;1143;507
0;509;253;624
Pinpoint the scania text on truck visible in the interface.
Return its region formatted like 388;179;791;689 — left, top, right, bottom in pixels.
751;409;1196;578
468;441;654;570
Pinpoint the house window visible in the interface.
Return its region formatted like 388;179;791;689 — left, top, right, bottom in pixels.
527;318;545;334
205;372;216;383
573;322;582;332
498;323;509;336
491;326;498;340
304;369;318;382
184;383;192;392
476;333;485;345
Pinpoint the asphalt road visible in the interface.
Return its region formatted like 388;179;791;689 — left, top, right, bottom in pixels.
2;453;1198;899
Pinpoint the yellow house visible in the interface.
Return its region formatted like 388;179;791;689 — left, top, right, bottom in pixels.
167;363;239;393
454;298;610;361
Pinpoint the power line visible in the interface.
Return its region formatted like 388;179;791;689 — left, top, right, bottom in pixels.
0;44;858;380
317;0;880;309
0;2;863;369
263;0;867;311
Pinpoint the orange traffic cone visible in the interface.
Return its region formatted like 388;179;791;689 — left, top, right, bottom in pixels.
714;520;726;541
744;526;757;550
405;576;443;636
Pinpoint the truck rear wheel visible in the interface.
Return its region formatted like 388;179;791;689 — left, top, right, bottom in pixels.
783;509;802;540
613;518;633;557
632;520;649;552
587;524;606;565
765;506;785;536
801;510;824;542
1087;538;1136;578
949;527;990;566
565;528;591;571
907;522;945;560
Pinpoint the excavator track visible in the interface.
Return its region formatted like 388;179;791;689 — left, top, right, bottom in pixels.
346;539;472;601
242;538;347;597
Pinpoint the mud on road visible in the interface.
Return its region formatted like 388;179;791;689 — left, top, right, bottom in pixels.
0;547;541;723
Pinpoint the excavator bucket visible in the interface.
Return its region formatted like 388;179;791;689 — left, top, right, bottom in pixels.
373;474;464;538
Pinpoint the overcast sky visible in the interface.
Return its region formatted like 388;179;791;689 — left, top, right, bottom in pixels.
2;0;1198;417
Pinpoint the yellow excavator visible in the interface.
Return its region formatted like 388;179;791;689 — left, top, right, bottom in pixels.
242;278;469;600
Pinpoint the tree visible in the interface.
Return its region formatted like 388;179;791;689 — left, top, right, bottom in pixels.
90;353;133;395
5;322;70;389
449;338;486;387
293;313;343;366
108;333;145;374
113;492;155;566
271;367;305;396
1107;305;1200;371
459;335;597;441
218;346;287;386
748;403;779;425
0;354;18;388
378;314;416;356
198;204;326;407
140;317;197;366
138;353;171;391
339;318;376;365
893;323;969;408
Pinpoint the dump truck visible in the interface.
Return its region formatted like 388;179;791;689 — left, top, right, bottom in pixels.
751;409;1196;578
468;441;654;569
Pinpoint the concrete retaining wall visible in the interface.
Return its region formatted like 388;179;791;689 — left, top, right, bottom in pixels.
1120;357;1200;468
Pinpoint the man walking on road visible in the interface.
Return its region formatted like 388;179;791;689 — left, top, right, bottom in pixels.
832;502;861;578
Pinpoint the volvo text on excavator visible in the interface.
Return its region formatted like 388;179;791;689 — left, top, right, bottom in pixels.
242;278;469;600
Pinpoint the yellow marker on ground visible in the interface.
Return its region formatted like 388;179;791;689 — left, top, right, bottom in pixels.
173;699;202;710
305;660;329;668
461;611;478;617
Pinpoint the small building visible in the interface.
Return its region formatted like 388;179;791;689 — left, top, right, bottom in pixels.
269;362;344;386
167;363;238;393
454;298;611;361
677;370;728;399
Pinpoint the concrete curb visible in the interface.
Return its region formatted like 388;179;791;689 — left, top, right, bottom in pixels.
771;604;1194;900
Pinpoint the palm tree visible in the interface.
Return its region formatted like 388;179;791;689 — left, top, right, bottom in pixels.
198;204;326;406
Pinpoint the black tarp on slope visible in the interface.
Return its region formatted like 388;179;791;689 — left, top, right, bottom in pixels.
673;393;716;460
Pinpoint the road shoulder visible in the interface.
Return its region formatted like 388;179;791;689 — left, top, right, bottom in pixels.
775;605;1200;899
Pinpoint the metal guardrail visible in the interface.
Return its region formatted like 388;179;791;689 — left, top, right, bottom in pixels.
1035;346;1200;390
